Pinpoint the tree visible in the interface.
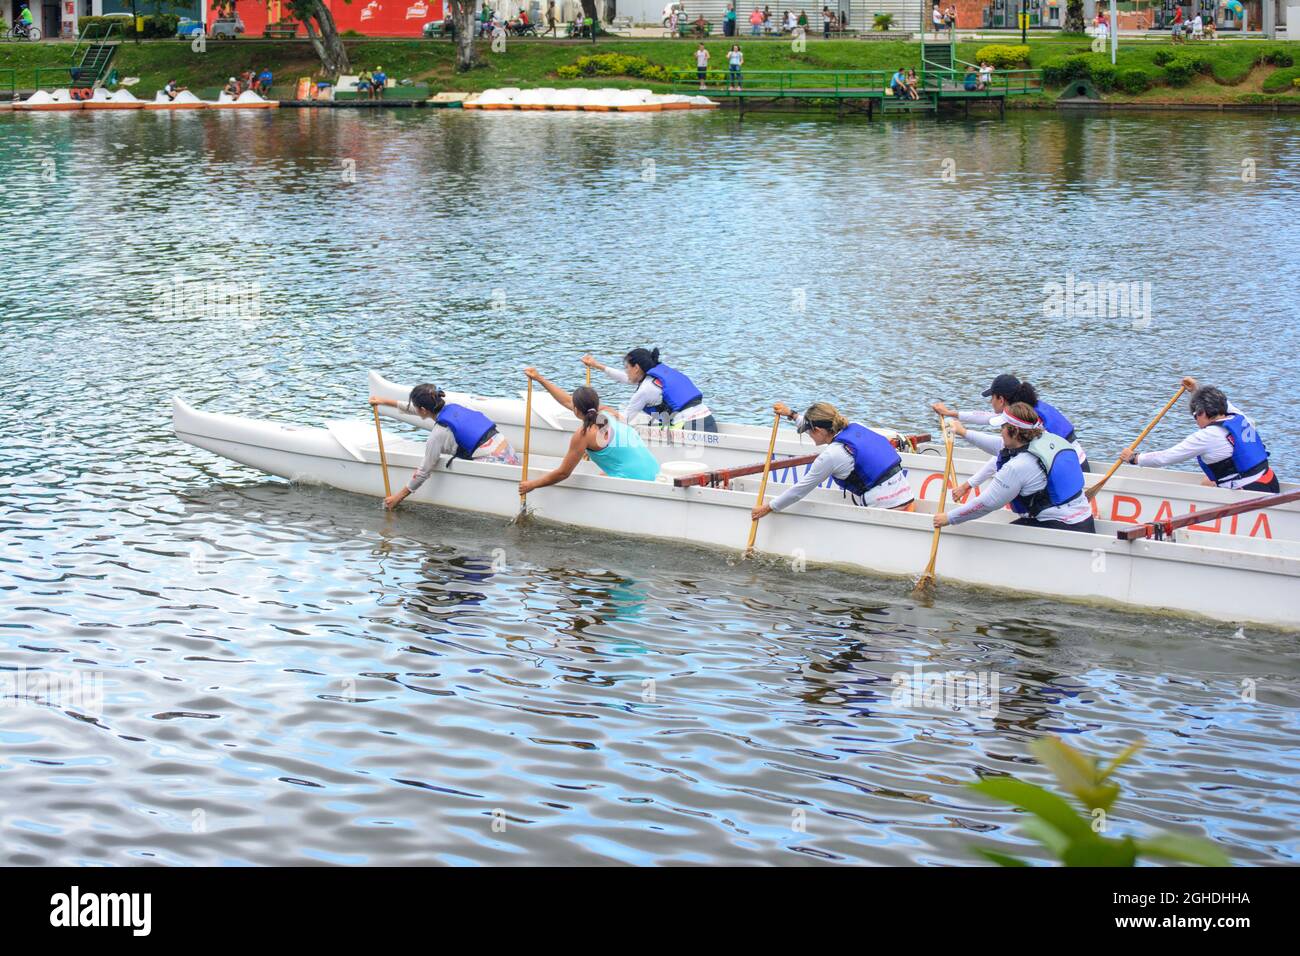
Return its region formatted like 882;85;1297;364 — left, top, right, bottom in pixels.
448;0;477;71
1065;0;1084;33
285;0;351;75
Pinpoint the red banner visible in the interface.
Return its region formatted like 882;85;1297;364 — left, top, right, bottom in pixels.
211;1;444;38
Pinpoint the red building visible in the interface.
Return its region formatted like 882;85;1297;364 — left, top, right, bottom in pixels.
211;0;445;37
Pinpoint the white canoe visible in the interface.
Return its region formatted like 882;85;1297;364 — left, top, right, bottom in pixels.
368;371;1300;544
174;397;1300;630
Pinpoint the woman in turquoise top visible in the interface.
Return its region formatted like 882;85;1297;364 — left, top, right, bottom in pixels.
519;368;660;496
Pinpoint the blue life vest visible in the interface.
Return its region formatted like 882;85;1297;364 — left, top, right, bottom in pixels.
436;403;497;459
1034;400;1077;444
646;364;703;415
830;423;903;496
1197;414;1269;485
996;433;1085;517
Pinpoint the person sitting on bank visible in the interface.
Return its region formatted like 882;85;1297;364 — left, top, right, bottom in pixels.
935;404;1095;534
369;385;519;511
519;368;662;493
750;401;916;525
964;65;979;91
371;66;387;99
356;70;373;96
255;68;273;95
905;68;920;99
890;67;908;97
978;61;993;90
582;348;718;432
1119;377;1279;493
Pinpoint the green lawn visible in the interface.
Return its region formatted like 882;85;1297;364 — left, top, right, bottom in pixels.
2;36;1299;103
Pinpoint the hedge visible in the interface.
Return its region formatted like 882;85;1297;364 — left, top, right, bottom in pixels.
1116;68;1152;95
973;44;1030;70
77;14;180;39
556;53;671;83
1261;64;1300;93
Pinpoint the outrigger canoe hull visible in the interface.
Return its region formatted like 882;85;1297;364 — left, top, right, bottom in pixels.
174;397;1300;630
368;371;1300;544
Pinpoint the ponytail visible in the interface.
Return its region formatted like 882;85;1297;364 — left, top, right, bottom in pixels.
572;386;602;433
409;383;447;416
1011;381;1040;406
802;401;850;435
623;347;660;376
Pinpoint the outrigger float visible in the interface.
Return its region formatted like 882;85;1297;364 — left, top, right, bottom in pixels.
173;397;1300;629
367;372;1300;544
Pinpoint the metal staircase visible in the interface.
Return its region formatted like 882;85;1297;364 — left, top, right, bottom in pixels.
69;20;120;90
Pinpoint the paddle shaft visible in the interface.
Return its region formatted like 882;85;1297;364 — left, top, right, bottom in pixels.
744;413;783;554
520;377;533;510
918;418;956;586
372;405;392;498
1117;487;1300;541
675;454;819;488
673;433;933;489
1087;385;1187;501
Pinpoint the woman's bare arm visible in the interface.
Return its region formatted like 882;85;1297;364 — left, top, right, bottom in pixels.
521;430;588;493
524;367;575;413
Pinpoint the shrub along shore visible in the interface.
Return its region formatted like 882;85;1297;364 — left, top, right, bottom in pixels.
1;36;1298;107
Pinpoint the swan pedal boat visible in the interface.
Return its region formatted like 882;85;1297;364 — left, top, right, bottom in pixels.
173;397;1300;630
368;371;1300;545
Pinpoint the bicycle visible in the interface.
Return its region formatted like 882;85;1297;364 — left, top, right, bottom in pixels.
9;22;42;41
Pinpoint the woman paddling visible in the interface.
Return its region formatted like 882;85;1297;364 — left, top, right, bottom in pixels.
580;348;718;433
750;401;915;524
1119;378;1279;493
933;373;1089;471
517;368;661;497
369;385;519;511
934;403;1094;534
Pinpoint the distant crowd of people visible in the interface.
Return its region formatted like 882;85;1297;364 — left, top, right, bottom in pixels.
221;69;273;99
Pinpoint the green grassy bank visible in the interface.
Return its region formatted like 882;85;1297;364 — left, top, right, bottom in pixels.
2;36;1299;106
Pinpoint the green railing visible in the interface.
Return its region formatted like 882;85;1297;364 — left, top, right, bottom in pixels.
671;68;895;96
71;17;120;67
921;67;1043;96
0;69;14;100
33;67;78;90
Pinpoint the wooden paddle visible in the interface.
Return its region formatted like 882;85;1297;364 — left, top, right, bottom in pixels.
372;404;392;499
519;376;534;514
1087;384;1187;501
915;416;956;593
744;412;783;556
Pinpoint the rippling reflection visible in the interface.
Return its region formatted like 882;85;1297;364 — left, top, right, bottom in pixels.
1;109;1298;865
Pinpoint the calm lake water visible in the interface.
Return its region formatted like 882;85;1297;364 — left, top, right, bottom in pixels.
1;108;1298;866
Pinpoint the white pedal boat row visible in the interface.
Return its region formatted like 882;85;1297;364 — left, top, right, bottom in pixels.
173;397;1300;630
368;372;1300;544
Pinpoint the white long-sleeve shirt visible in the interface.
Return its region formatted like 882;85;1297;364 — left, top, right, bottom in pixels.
401;402;515;492
602;365;712;426
1133;402;1266;488
958;408;1088;465
770;434;913;512
946;446;1092;526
